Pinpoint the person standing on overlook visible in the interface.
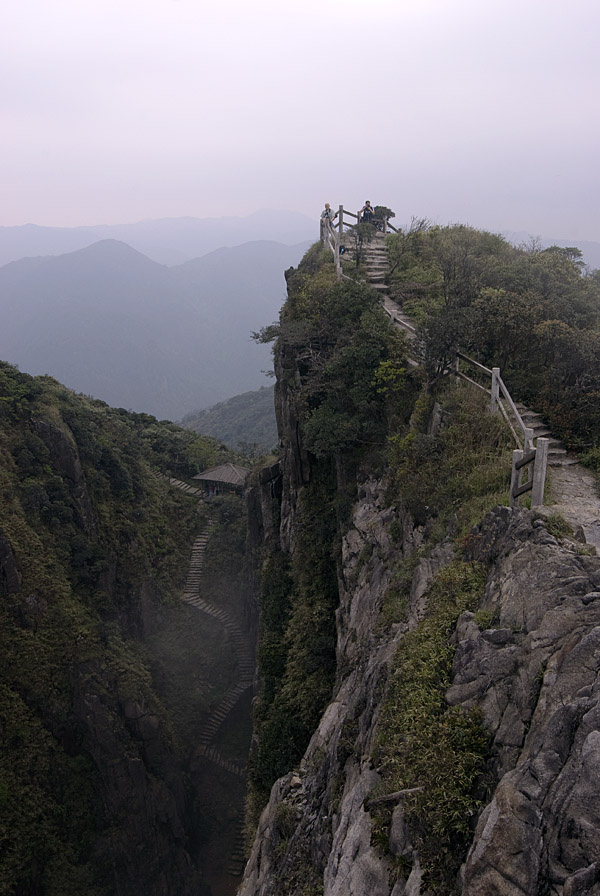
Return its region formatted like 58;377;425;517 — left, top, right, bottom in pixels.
360;200;375;224
320;203;337;241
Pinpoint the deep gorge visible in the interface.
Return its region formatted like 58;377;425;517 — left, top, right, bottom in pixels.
3;225;600;895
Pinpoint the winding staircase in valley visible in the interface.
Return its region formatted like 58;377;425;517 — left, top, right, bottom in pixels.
168;478;253;877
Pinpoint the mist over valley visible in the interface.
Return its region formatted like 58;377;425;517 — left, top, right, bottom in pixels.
0;221;312;421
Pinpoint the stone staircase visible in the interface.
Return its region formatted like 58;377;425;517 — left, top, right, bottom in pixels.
362;232;423;363
181;532;254;752
168;476;203;496
363;233;389;289
512;405;600;546
515;404;576;468
195;743;246;778
226;819;248;877
359;234;600;547
180;527;253;874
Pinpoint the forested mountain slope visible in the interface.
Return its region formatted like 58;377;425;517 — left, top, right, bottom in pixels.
241;234;600;896
181;386;277;454
0;363;249;896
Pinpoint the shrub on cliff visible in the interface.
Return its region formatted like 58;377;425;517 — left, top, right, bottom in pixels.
386;225;600;449
281;252;416;466
248;246;419;819
374;560;490;893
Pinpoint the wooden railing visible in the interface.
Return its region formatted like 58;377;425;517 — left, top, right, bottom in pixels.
509;440;549;508
333;204;399;235
320;218;341;278
319;209;549;507
454;353;549;507
320;204;399;279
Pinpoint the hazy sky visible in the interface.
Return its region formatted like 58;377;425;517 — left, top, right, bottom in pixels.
2;0;599;241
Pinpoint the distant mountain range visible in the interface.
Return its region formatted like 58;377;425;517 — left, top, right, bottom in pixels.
0;209;317;267
0;237;311;420
180;385;277;454
1;210;596;427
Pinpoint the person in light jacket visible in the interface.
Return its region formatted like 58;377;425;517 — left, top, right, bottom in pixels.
320;203;337;241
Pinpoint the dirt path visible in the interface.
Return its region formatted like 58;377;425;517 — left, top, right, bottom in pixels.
545;460;600;548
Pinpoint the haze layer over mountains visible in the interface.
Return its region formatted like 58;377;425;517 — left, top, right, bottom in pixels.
0;211;314;420
0;209;316;267
1;209;598;425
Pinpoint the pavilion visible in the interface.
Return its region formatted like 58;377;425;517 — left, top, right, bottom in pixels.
193;463;250;496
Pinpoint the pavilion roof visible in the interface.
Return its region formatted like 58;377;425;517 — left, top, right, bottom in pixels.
193;463;250;487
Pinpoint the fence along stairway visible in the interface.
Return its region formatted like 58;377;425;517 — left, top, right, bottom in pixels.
331;210;549;505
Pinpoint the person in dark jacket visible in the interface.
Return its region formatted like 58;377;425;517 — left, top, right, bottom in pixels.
360;201;374;224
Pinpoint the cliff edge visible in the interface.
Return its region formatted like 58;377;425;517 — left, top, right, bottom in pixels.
241;242;600;896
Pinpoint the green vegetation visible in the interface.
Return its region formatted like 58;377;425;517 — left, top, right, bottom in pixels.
373;560;490;893
386;223;600;451
247;246;419;818
248;235;519;834
540;511;573;539
246;231;542;884
249;464;339;805
0;362;241;895
180;385;278;456
387;382;514;539
280;244;417;466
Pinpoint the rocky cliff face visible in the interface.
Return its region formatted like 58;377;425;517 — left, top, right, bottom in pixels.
458;507;600;895
241;360;600;895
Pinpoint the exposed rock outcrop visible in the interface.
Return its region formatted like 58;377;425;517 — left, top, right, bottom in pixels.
242;483;600;894
241;248;600;895
240;470;453;896
457;507;600;895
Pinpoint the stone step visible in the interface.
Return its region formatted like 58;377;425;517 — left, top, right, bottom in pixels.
548;456;580;467
530;427;552;438
516;405;544;420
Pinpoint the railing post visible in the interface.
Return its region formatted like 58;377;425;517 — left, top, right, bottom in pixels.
531;438;549;507
510;450;524;508
333;231;341;280
524;427;534;452
338;204;344;234
491;367;500;413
